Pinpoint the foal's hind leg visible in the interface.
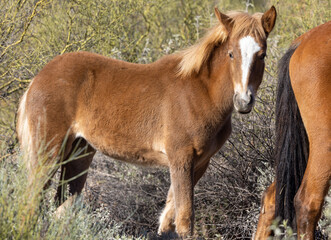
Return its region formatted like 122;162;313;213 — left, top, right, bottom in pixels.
255;181;276;239
55;138;95;216
158;186;176;234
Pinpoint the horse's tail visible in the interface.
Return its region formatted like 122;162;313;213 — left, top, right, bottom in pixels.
274;45;309;229
16;85;34;165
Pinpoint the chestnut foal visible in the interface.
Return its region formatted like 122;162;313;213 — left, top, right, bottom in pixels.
17;7;276;238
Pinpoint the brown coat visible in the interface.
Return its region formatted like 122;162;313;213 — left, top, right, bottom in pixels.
17;7;277;238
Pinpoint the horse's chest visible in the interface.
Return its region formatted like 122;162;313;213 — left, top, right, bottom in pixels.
195;121;232;166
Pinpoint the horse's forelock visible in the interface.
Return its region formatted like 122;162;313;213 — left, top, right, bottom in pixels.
228;11;266;40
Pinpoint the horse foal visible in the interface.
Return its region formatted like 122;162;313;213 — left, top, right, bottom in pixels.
17;7;276;238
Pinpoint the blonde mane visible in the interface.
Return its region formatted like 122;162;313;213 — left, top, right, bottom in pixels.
177;11;266;77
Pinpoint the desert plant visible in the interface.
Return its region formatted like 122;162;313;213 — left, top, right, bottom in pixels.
0;0;330;239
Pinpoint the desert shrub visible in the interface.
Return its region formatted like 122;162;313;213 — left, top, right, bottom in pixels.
0;148;141;240
0;0;330;239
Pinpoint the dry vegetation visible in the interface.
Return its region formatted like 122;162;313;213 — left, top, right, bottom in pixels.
0;0;330;239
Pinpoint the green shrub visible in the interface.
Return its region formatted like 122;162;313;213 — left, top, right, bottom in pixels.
0;0;330;238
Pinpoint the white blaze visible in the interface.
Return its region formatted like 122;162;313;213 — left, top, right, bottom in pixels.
238;36;261;92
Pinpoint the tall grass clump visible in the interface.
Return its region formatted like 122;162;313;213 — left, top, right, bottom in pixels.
0;145;139;240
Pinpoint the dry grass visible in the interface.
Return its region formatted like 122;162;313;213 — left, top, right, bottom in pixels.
0;0;330;239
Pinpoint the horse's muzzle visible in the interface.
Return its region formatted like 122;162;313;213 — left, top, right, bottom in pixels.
233;91;255;114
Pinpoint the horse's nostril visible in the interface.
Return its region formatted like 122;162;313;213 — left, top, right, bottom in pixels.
248;94;254;105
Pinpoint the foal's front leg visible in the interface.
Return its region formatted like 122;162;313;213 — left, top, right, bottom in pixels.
169;154;194;238
158;159;212;235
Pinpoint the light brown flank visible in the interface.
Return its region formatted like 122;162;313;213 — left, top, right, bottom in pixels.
255;21;331;240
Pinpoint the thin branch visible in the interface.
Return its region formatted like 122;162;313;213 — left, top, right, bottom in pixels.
0;0;51;59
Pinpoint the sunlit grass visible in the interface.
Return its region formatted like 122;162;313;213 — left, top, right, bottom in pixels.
0;146;141;240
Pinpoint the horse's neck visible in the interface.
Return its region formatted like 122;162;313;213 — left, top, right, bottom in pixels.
197;55;234;120
172;66;234;132
153;53;234;126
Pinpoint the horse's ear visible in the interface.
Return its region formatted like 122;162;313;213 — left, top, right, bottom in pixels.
261;6;277;35
214;7;232;33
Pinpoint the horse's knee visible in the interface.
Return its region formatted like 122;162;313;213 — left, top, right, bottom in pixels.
294;191;308;223
295;192;316;217
294;190;322;231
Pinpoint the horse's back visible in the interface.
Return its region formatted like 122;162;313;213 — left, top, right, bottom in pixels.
23;51;162;131
19;51;180;165
290;21;331;82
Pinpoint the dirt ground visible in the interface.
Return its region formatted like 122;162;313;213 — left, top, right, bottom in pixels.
85;151;171;238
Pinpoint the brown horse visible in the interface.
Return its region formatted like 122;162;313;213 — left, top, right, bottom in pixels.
16;7;276;238
255;21;331;239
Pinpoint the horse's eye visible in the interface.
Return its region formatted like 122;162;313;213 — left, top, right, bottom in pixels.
229;52;234;59
260;53;266;60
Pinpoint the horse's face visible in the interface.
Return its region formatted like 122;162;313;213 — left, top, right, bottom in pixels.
228;34;267;114
215;6;277;114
